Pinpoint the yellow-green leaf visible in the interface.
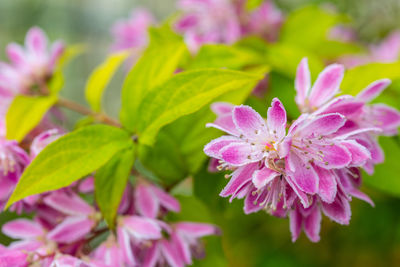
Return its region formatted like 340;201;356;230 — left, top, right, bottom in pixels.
85;51;130;112
6;95;58;142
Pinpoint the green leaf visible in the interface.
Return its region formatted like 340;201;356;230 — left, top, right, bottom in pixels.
265;43;324;78
136;69;263;145
341;62;400;95
245;0;264;10
187;44;264;70
280;6;347;51
5;125;133;209
95;147;135;229
138;132;188;186
363;137;400;196
6;95;58;142
120;27;188;131
85;51;129;112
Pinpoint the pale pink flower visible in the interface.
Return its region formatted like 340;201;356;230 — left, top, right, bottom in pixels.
0;27;64;95
111;9;154;53
338;31;400;68
30;128;62;158
175;0;241;53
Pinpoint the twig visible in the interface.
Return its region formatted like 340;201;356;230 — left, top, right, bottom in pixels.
57;97;121;127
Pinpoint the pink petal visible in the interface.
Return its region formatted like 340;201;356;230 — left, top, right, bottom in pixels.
172;233;192;265
341;140;371;166
47;216;94;243
25;27;48;55
285;170;311;208
123;216;162;240
295;58;311;107
160;240;184;267
244;187;266;214
0;250;28;267
303;204;321;242
48;40;65;70
289;208;302;242
210;102;234;115
314;166;337;203
300;113;346;137
314;143;352;169
117;227;136;266
356;79;391;102
369;104;400;135
151;186;180;213
321;192;351;225
232;105;267;138
135;184;159;218
6;44;26;66
220;142;261;166
287;152;318;194
176;222;219;238
43;191;94;216
308;64;344;107
203;136;241;159
220;163;257;198
206;113;239;136
2;219;44;239
143;243;160;267
267;98;287;139
315;96;364;117
252;167;279;189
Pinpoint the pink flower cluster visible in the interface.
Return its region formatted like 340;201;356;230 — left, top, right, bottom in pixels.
175;0;283;52
0;178;218;266
204;58;400;242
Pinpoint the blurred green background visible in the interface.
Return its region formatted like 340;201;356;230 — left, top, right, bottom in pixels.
1;0;400;266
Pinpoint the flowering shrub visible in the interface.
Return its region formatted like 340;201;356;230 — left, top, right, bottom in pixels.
0;0;400;266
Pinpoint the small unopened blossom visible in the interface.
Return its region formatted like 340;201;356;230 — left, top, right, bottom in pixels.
111;9;154;54
30;128;62;158
0;27;64;95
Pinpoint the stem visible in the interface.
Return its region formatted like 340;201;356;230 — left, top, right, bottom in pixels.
57;97;121;127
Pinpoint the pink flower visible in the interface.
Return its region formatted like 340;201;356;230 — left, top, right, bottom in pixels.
44;191;99;244
110;9;154;53
241;1;284;41
135;181;181;218
0;27;64;95
175;0;241;53
143;222;219;267
117;215;162;265
50;254;91;267
0;139;30;208
338;31;400;68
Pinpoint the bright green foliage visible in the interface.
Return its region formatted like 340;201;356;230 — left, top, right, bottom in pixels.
95;147;135;229
341;62;400;95
5;125;133;209
245;0;264;10
6;95;58;142
188;44;265;70
120;27;188;131
281;6;346;50
85;51;129;112
136;69;263;145
138;81;256;186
